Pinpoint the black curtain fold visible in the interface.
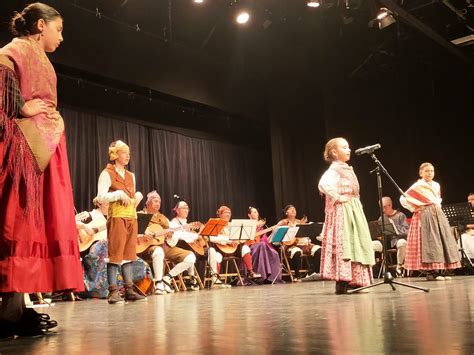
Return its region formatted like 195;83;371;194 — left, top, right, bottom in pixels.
62;106;273;223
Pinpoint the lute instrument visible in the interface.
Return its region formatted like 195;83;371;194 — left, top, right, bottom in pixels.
136;221;202;254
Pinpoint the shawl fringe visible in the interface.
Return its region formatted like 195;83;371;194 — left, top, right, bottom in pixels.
1;65;42;225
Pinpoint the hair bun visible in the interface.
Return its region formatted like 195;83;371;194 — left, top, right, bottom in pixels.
10;12;29;36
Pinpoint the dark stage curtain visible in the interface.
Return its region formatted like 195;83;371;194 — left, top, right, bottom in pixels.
270;118;328;223
61;106;272;222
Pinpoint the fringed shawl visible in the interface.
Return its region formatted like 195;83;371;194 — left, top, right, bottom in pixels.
0;37;64;223
400;179;442;212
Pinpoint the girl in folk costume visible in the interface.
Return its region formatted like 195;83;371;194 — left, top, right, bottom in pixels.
96;140;145;303
318;138;375;294
0;3;83;337
400;162;460;280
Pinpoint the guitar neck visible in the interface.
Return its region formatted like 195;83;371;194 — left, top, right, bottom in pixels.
255;225;277;238
151;222;199;238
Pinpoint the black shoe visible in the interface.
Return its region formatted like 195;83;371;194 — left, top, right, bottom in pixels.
188;276;200;291
23;308;58;330
0;320;15;338
0;318;47;337
335;281;348;295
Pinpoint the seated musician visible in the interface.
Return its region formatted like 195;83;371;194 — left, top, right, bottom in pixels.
211;206;261;282
467;192;474;229
137;191;198;294
460;226;474;261
377;197;409;275
76;198;109;298
168;200;205;290
247;207;283;283
460;192;474;262
278;205;321;282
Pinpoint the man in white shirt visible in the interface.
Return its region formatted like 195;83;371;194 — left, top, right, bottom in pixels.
138;191;198;294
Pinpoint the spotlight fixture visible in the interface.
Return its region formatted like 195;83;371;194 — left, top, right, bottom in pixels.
236;11;250;24
307;0;321;8
194;0;204;3
376;7;396;29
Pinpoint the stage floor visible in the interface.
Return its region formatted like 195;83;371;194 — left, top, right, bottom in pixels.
1;276;474;353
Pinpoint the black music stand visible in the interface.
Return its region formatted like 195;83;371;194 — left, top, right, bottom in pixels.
268;226;298;283
295;222;324;244
137;213;154;234
368;220;391;278
348;152;429;294
442;202;474;273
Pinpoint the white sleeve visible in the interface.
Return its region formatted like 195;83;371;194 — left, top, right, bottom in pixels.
399;195;414;212
130;173;143;206
210;235;230;244
96;170;126;203
166;233;180;248
318;169;341;202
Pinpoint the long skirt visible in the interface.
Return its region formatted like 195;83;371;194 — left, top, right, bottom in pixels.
0;135;83;293
320;199;374;287
405;205;461;271
251;237;283;283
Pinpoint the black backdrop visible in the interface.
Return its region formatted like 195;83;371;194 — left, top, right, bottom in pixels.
62;106;274;223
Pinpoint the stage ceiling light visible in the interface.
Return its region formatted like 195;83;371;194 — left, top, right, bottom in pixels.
307;0;321;8
236;11;250;24
377;8;396;29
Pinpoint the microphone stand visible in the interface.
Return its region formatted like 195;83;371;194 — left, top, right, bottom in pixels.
348;152;429;294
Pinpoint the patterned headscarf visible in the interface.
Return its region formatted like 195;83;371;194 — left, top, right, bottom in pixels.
146;190;161;206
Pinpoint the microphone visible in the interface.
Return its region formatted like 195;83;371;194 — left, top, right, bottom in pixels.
355;144;381;156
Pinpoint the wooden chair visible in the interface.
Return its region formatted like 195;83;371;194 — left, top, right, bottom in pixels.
220;256;244;286
164;259;185;292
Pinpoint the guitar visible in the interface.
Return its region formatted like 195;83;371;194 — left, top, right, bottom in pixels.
214;220;269;253
214;241;239;255
245;221;277;246
179;235;207;256
75;211;107;253
136;224;167;254
75;211;91;223
78;221;107;253
136;221;202;254
182;222;207;256
283;215;308;246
